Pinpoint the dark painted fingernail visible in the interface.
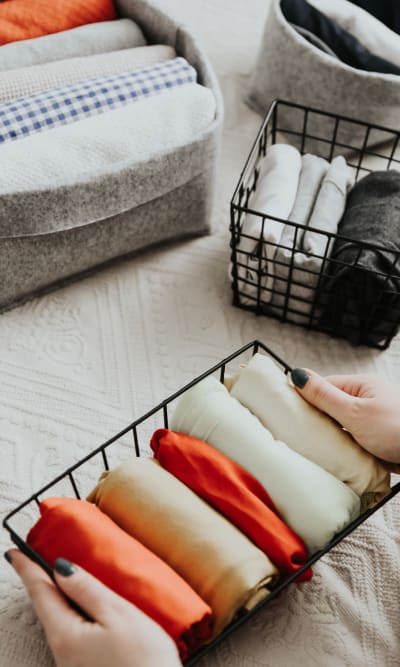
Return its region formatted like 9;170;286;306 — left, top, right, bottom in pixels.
291;368;310;388
54;558;76;577
4;551;12;564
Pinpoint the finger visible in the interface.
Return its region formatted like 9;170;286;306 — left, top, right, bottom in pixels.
291;368;357;427
53;558;126;625
323;374;377;397
8;549;78;639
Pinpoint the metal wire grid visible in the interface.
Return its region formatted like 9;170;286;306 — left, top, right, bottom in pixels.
230;100;400;349
3;339;400;664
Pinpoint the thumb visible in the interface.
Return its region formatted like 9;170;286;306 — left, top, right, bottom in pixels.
290;367;356;428
53;558;125;624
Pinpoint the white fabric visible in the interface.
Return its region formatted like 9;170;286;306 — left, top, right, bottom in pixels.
235;143;301;305
229;353;391;499
302;155;352;256
0;19;147;71
0;83;216;195
171;375;361;553
0;45;176;105
308;0;400;69
1;2;400;666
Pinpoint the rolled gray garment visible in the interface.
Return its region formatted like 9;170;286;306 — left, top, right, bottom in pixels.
271;153;329;319
0;18;146;71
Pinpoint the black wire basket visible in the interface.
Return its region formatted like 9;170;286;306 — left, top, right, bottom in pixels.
230;100;400;350
3;339;400;664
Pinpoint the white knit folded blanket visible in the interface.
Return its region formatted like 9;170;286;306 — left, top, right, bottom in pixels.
171;376;360;553
0;45;176;104
0;82;216;237
0;57;196;146
0;18;146;71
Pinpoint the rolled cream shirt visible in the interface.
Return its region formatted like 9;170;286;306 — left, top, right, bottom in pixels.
87;457;278;635
171;376;361;553
229;353;390;501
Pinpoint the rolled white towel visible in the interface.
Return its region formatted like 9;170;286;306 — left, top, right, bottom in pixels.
0;18;146;71
171;375;361;553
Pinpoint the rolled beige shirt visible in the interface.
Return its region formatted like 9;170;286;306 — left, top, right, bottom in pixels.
87;457;278;636
229;353;390;503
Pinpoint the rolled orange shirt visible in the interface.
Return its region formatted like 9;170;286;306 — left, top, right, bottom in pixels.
27;497;213;660
0;0;116;45
151;428;312;582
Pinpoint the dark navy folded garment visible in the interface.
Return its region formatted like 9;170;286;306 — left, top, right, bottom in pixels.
281;0;400;74
319;171;400;346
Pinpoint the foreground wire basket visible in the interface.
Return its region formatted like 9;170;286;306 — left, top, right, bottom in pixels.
230;100;400;349
3;339;400;664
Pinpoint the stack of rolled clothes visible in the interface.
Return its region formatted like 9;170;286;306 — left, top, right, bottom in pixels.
27;353;390;658
233;139;400;345
233;143;353;322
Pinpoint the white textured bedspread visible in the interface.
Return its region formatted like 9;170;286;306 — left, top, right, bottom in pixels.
1;1;400;665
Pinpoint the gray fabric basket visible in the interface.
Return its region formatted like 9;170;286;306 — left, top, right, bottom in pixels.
0;0;223;311
248;0;400;148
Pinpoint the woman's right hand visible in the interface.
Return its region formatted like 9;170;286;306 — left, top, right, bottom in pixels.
291;368;400;466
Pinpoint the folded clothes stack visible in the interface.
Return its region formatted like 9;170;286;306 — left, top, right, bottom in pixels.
27;354;390;657
233;142;400;343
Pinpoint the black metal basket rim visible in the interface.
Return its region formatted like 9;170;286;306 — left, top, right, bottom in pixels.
231;98;400;204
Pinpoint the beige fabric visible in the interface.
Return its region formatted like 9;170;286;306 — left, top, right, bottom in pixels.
229;353;390;502
0;18;146;71
0;45;176;104
87;457;278;635
171;376;361;553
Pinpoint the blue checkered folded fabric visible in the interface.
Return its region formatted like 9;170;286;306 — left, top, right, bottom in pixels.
0;56;196;145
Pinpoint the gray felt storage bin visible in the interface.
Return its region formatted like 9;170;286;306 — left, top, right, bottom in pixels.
248;0;400;147
0;0;223;311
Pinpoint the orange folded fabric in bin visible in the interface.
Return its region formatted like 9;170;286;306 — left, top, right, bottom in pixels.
27;497;213;660
151;428;312;582
0;0;116;45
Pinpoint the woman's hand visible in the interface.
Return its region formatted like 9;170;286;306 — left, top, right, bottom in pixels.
5;549;182;667
291;368;400;465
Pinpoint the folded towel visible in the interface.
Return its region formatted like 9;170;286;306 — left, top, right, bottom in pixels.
271;154;329;317
0;83;216;238
272;155;351;323
0;57;196;146
171;376;361;553
0;0;116;46
281;0;400;74
87;458;278;635
229;353;390;502
0;45;176;105
0;19;146;72
234;143;302;305
151;428;311;582
308;0;400;68
320;170;400;346
27;497;213;660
